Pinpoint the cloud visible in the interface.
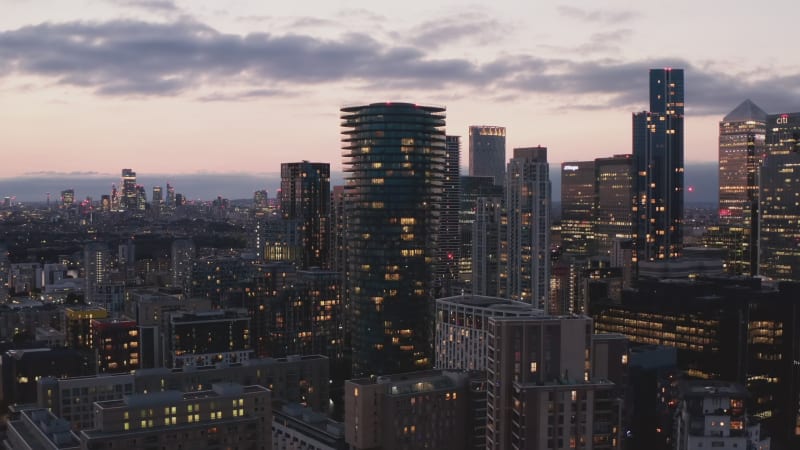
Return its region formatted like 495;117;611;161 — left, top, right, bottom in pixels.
405;13;508;49
109;0;179;13
0;18;799;115
557;6;640;23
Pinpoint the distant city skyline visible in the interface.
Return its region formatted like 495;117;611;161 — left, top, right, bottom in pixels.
1;1;799;178
0;162;722;204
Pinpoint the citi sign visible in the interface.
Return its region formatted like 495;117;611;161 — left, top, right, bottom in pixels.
777;115;790;125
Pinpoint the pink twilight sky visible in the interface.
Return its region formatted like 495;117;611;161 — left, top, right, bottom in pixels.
0;0;799;179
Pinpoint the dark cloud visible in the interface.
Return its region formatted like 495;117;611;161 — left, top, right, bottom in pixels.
197;88;295;102
110;0;179;13
556;6;640;23
0;18;799;115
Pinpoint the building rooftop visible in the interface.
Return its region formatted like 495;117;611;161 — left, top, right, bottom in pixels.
348;370;469;396
437;294;544;314
723;99;768;122
679;380;749;399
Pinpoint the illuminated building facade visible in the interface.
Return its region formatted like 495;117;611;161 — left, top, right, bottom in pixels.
434;295;541;371
591;277;800;446
280;161;331;269
436;135;461;295
170;239;195;290
759;152;800;281
632;68;684;262
485;314;625;450
167;310;251;368
717;100;767;275
459;176;503;287
120;168;137;211
83;242;110;305
345;370;481;450
595;155;633;259
341;102;445;377
91;318;139;373
79;383;271;450
60;189;75;208
506;146;551;309
674;381;771;450
469;125;506;186
560;160;595;256
766;111;800;156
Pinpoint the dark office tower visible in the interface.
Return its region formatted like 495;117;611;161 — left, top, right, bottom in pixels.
166;182;175;207
280;161;331;269
632;68;685;262
469;125;506;186
84;242;110;304
718;100;767;275
595;154;634;259
330;185;347;275
120;168;137;211
436;135;461;294
759;152;800;281
253;189;268;209
135;185;146;211
459;176;503;287
152;185;163;213
560;161;596;256
766;112;800;156
506;147;551;309
341;102;446;377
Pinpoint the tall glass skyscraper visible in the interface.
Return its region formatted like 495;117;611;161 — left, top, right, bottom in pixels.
280;161;331;269
469;125;506;187
560;160;596;256
760;125;800;281
632;68;684;262
341;102;446;376
718;100;767;275
594;154;634;259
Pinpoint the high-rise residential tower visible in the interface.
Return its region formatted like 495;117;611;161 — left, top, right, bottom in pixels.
718;100;767;275
280;161;331;269
83;242;109;304
469;126;506;186
560;160;595;256
506;146;551;309
632;68;685;262
341;102;446;376
436;136;461;295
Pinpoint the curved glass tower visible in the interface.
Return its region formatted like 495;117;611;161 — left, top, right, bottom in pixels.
341;102;446;376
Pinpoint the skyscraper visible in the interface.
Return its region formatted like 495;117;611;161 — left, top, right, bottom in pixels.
459;176;503;287
594;154;634;259
632;68;685;262
560;160;595;256
506;146;551;309
766;112;800;156
280;161;331;269
341;102;446;376
436;135;461;294
120;169;137;211
83;242;109;304
469;125;506;186
718;99;767;275
759;152;800;281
